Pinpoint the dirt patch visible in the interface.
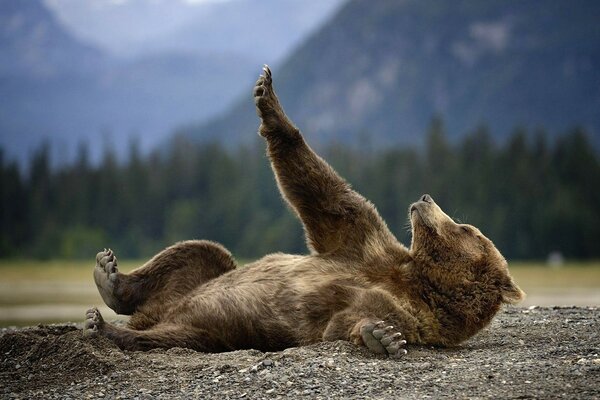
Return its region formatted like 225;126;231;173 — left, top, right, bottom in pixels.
1;307;599;399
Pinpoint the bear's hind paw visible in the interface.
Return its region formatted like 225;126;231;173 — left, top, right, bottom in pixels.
83;307;105;337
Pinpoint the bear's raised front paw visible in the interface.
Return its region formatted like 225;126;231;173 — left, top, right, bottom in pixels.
253;65;275;119
360;320;407;358
253;64;272;100
83;307;104;337
253;65;297;139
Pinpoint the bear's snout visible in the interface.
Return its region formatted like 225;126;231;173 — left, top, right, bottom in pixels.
421;194;433;203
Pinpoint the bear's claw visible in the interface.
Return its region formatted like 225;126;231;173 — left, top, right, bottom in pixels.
262;65;272;82
360;320;407;358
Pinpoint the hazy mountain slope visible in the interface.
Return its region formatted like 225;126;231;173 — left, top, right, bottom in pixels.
0;0;105;78
185;0;600;147
0;0;253;163
1;0;342;164
0;0;109;162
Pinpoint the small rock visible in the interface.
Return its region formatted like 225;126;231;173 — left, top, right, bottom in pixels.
262;359;273;367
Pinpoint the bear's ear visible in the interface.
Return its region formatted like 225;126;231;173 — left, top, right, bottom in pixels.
501;277;525;304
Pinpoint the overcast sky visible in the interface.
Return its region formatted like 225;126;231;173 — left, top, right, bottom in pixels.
43;0;343;59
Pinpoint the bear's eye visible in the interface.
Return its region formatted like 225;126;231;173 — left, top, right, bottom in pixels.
461;226;471;234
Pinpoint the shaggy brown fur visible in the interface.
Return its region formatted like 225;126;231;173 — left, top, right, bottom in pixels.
84;66;524;357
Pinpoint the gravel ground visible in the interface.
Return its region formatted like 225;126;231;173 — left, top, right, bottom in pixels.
1;306;599;399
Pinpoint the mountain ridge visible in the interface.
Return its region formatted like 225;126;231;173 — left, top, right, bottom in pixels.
0;0;344;164
183;0;600;147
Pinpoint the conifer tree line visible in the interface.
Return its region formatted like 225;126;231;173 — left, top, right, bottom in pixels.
1;121;598;260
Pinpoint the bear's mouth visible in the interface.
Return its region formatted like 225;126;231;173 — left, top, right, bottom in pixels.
409;201;438;233
409;203;427;227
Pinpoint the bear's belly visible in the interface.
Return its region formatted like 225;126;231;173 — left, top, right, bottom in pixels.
162;254;360;350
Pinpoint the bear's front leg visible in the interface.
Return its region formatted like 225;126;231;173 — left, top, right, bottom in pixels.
252;65;399;257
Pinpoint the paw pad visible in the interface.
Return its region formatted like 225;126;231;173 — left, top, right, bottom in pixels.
84;307;104;337
96;248;118;274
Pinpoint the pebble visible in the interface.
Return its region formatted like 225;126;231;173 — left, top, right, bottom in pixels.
262;359;273;367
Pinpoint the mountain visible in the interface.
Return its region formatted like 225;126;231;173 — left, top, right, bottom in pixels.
184;0;600;147
0;0;258;164
0;0;105;78
0;0;109;163
1;0;343;165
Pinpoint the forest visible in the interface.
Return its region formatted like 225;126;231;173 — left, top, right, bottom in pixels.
1;119;598;261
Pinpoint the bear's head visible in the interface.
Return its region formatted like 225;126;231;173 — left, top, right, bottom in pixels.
409;194;524;306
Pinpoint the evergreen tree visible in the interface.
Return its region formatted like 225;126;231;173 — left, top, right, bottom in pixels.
0;122;598;260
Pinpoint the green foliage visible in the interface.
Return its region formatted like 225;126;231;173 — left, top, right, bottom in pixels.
0;124;598;260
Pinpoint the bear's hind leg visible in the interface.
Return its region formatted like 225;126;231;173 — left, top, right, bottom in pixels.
84;307;227;352
93;240;237;320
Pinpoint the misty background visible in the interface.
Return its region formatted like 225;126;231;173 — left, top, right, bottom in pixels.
1;0;599;261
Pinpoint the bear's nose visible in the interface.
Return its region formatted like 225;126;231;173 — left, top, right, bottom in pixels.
421;194;433;203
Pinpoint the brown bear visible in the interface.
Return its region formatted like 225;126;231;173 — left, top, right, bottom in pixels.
84;66;524;357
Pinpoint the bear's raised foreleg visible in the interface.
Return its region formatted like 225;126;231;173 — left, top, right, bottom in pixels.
254;66;400;260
